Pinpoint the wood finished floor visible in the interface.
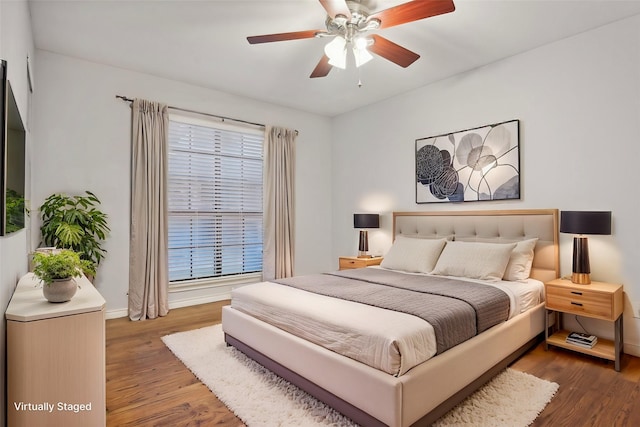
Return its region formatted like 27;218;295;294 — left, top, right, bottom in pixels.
106;301;244;426
106;301;640;426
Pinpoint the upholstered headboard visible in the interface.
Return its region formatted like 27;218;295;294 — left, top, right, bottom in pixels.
392;209;559;283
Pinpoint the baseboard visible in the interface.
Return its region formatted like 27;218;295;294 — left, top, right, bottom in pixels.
623;342;640;357
168;291;232;310
105;290;232;320
105;308;129;320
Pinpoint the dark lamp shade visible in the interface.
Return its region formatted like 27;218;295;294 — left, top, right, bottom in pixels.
560;211;611;235
353;213;379;229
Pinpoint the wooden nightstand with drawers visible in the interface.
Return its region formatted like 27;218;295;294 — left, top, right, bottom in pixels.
338;256;383;270
544;278;623;371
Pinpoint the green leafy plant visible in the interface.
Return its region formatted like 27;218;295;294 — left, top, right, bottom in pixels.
5;188;25;234
39;191;110;273
80;259;97;279
32;249;83;286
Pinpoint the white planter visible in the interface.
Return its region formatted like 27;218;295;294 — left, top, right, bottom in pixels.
42;278;78;303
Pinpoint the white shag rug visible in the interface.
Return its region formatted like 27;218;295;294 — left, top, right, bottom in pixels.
162;324;558;427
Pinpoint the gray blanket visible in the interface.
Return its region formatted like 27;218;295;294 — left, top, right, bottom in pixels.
274;268;510;354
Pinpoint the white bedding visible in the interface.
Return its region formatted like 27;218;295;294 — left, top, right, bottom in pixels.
230;270;544;377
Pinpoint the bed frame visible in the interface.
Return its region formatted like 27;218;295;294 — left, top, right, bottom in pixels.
222;209;559;427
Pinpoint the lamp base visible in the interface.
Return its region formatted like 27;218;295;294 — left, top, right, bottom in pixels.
571;272;591;285
357;252;373;259
571;236;591;285
357;230;369;259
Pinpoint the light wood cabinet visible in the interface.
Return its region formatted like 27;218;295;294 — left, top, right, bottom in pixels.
544;278;623;371
6;273;106;426
338;256;383;270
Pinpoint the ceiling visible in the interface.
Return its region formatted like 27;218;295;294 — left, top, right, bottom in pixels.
29;0;640;117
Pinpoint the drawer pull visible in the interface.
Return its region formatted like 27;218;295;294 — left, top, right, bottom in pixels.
571;302;584;307
571;291;583;296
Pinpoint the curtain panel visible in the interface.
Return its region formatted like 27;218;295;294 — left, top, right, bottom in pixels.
263;126;296;280
129;99;170;320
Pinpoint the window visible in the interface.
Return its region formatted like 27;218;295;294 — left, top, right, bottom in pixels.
167;115;264;288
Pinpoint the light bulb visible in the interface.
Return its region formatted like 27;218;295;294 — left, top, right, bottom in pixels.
354;37;369;50
352;36;373;68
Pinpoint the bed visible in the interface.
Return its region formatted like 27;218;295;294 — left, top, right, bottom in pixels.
222;209;559;427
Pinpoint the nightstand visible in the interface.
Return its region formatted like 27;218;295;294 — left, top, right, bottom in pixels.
544;278;623;371
338;256;383;270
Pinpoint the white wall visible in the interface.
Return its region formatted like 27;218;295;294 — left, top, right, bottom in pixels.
31;50;333;317
331;15;640;354
0;0;34;422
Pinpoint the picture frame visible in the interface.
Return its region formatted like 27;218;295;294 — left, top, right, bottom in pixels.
415;119;520;204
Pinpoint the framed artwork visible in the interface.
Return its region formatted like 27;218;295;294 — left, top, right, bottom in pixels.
415;119;520;204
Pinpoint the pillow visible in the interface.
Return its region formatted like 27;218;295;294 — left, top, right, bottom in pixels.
431;241;517;281
503;238;538;282
380;236;447;273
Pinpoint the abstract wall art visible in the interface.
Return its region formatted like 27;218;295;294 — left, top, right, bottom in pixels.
415;119;520;204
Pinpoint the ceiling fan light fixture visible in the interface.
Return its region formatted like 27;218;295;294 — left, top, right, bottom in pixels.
328;54;347;69
353;45;373;68
352;36;373;68
364;18;381;31
333;14;349;25
353;36;369;50
325;36;347;69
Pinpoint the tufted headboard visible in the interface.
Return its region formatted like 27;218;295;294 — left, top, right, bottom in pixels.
393;209;559;283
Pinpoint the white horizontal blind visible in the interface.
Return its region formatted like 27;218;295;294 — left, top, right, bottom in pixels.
167;117;263;283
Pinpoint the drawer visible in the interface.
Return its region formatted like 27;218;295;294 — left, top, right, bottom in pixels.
339;258;366;269
545;285;613;319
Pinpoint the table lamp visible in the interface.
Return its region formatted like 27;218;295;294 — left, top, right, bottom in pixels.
353;213;379;258
560;211;611;284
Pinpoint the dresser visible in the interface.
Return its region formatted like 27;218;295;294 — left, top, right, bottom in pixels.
544;278;623;371
6;273;106;426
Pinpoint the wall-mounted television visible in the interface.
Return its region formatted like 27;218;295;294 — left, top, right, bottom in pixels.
1;59;27;236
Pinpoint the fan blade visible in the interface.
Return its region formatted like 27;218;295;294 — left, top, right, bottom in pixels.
319;0;352;19
369;35;420;68
247;30;323;44
369;0;455;29
310;54;333;78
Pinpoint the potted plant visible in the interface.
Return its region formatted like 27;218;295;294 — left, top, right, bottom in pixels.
32;249;84;302
39;191;109;281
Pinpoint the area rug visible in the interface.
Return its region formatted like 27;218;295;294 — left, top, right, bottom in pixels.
162;324;558;426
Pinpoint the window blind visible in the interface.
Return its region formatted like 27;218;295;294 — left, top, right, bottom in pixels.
167;117;263;283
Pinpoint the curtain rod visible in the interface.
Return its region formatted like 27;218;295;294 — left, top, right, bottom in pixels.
116;95;297;135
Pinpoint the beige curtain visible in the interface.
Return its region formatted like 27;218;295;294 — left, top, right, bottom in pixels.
263;126;296;280
128;99;170;321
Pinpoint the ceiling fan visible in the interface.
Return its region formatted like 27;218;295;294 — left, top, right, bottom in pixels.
247;0;456;78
